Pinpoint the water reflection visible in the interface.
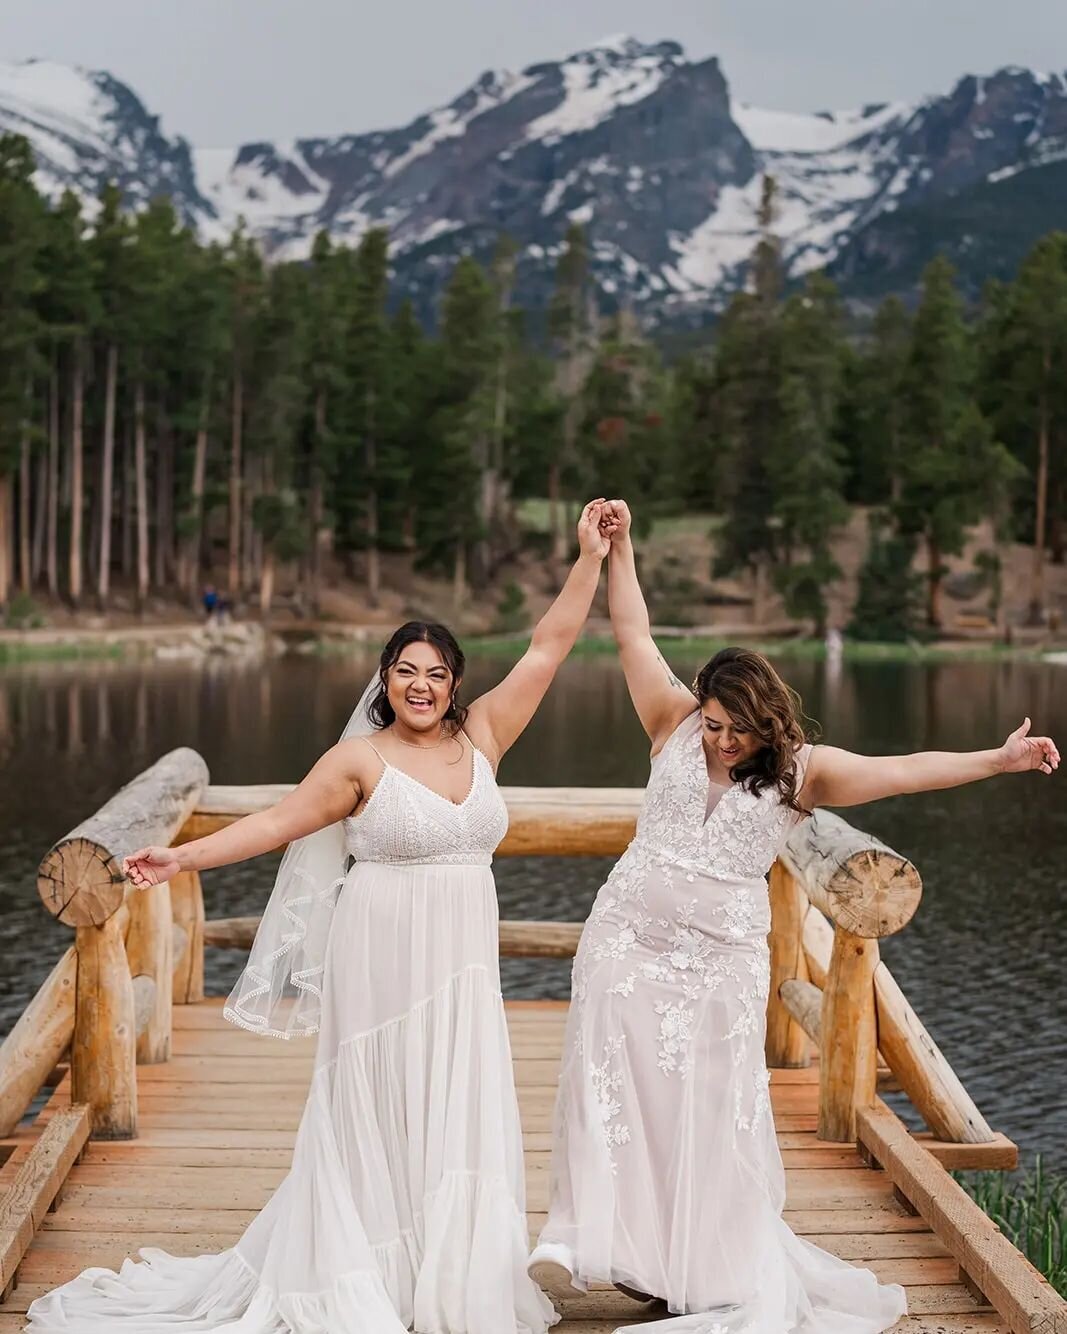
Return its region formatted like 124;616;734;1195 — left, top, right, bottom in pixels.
0;649;1063;1168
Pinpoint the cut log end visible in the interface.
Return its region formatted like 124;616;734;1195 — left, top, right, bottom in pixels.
830;850;922;939
37;838;126;926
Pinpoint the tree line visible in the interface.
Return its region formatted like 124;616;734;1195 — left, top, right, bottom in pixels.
0;134;1064;635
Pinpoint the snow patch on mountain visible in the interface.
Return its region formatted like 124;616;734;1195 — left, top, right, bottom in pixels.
526;43;679;144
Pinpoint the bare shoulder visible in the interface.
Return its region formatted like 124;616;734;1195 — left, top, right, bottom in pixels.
334;734;386;784
459;706;500;769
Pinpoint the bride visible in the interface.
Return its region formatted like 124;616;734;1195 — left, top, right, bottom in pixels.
25;499;617;1334
529;499;1060;1334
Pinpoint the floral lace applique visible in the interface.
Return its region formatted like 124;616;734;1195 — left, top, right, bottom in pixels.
655;999;696;1077
735;1063;772;1134
589;1036;631;1169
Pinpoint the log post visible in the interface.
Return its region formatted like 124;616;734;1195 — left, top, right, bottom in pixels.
37;749;208;1139
819;924;880;1142
780;809;922;938
0;948;77;1137
171;870;205;1004
801;902;994;1144
125;882;173;1063
765;860;812;1068
72;915;137;1139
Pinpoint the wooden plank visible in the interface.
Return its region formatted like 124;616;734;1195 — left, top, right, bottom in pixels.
912;1134;1018;1172
891;1319;1009;1334
0;1104;90;1290
905;1286;995;1314
858;1100;1067;1334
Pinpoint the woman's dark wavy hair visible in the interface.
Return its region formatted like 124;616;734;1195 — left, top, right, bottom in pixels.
694;647;814;814
366;621;469;731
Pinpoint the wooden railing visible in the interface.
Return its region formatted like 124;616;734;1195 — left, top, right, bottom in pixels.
0;749;1058;1328
1;752;1009;1167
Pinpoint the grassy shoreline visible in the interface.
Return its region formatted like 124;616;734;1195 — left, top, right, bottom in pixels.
466;632;1054;664
0;626;1062;667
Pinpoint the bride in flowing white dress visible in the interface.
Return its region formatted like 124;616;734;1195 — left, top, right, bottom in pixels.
529;500;1060;1334
25;499;617;1334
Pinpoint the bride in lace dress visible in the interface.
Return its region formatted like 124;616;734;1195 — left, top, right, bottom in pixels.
25;500;616;1334
529;500;1060;1334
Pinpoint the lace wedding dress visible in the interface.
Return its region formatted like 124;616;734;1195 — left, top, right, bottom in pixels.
25;740;556;1334
536;712;908;1334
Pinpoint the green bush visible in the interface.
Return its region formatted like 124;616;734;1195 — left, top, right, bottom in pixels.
492;581;529;634
4;592;44;629
848;517;925;643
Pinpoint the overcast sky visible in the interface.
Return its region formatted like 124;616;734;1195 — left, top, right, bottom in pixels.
2;1;1065;148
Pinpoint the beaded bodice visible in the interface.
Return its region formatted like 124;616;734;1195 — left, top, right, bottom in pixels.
342;746;508;867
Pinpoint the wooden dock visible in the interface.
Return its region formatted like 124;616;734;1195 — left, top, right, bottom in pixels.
0;998;1041;1333
1;753;1064;1333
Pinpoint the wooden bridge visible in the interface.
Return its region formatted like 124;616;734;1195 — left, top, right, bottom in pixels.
1;750;1063;1333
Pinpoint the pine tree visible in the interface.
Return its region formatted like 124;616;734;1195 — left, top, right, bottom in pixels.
548;224;596;565
248;261;310;615
222;226;266;605
983;235;1067;622
843;296;910;505
848;512;923;642
335;229;392;605
713;176;783;623
0;134;45;609
896;257;1008;629
39;191;98;608
87;183;131;609
420;255;495;604
303;232;346;611
771;274;848;633
577;311;671;533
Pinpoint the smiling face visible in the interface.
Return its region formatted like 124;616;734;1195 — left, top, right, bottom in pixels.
701;696;761;770
385;639;458;733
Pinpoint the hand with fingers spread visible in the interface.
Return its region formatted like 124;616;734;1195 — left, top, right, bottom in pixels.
997;718;1060;775
122;846;183;888
577;498;612;560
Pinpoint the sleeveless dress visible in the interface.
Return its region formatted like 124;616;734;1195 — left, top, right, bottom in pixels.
25;742;557;1334
536;712;908;1334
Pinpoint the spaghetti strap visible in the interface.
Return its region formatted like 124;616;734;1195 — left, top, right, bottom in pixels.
359;735;386;762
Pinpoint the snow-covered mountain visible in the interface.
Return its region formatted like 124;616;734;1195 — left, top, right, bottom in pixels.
3;39;1067;324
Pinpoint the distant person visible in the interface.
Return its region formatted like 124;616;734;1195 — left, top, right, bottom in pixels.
201;583;219;623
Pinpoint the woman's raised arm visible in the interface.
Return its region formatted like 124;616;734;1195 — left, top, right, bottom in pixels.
804;717;1059;809
465;499;610;761
604;500;698;752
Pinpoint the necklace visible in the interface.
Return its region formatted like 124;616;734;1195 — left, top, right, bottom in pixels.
392;724;454;751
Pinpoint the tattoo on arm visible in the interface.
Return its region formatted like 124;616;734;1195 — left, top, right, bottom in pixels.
656;653;685;690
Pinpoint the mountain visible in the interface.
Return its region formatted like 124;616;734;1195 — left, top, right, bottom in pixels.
3;41;1067;325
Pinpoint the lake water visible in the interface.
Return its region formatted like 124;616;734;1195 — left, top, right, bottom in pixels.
0;649;1063;1168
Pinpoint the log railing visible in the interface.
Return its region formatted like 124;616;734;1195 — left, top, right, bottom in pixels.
0;749;208;1142
2;754;1007;1169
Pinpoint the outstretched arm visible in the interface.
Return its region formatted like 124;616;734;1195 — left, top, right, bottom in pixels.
604;501;698;752
805;718;1059;809
465;499;610;761
123;740;366;886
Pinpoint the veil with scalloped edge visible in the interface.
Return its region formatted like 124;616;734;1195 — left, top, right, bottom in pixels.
222;670;381;1040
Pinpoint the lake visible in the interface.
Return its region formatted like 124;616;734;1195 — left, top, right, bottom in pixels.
0;648;1063;1168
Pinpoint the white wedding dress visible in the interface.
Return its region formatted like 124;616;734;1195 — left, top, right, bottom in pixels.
25;741;556;1334
536;712;908;1334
